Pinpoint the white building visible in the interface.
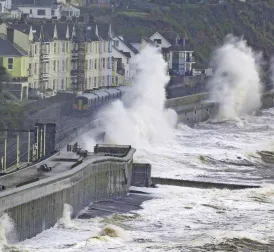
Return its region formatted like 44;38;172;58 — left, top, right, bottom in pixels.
112;46;130;83
150;31;195;76
9;0;80;20
112;36;138;83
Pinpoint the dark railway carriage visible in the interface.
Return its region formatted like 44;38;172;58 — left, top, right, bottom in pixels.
73;93;98;111
73;87;123;112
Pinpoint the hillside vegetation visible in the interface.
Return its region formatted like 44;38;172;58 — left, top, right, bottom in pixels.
111;1;274;67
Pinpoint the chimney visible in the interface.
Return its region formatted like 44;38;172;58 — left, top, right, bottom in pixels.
7;28;14;44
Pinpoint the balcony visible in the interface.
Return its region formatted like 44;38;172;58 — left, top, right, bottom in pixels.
40;54;50;62
186;56;195;63
39;73;49;80
71;69;78;76
11;77;28;82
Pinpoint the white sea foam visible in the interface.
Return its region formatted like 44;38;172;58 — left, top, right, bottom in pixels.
15;109;274;251
102;46;177;149
56;204;73;229
0;213;14;250
208;35;262;120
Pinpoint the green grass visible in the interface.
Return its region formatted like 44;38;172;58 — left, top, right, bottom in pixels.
112;1;274;65
117;11;150;18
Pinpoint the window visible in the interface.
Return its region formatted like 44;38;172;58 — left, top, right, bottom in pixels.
35;44;37;54
57;61;59;71
46;43;49;54
62;60;65;72
29;45;32;55
34;62;37;74
94;77;96;87
53;60;56;71
8;58;13;70
108;57;111;69
89;59;92;70
61;79;64;90
51;9;55;16
102;58;105;69
89;77;92;87
30;9;32;14
94;59;97;69
154;39;162;44
37;9;46;16
0;57;3;66
66;42;69;53
114;40;119;47
53;80;55;90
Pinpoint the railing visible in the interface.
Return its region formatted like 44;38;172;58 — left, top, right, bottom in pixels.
70;70;78;76
41;54;49;61
186;56;195;63
39;73;49;80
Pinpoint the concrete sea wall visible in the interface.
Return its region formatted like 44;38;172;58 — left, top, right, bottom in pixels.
165;93;217;124
0;150;135;242
165;91;274;124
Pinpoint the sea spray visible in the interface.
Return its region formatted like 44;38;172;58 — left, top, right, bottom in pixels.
0;213;14;250
56;204;73;229
102;46;177;148
208;35;262;120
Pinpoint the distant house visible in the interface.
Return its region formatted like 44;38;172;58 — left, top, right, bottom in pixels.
9;0;80;20
112;36;138;83
0;35;29;100
149;31;196;76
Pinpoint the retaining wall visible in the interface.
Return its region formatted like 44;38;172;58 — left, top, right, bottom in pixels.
0;150;135;242
165;91;274;124
131;163;152;187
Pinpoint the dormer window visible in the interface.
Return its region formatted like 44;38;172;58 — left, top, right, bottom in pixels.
154;39;162;45
114;40;119;47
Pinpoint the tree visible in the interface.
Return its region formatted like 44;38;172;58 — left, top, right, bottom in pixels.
0;66;10;97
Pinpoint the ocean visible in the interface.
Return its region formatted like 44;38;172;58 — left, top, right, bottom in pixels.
11;107;274;252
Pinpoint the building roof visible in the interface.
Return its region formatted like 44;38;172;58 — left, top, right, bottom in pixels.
74;24;99;42
162;45;193;52
0;37;26;56
8;22;111;42
142;37;155;46
96;23;110;40
123;36;141;44
8;23;75;41
112;46;130;59
122;51;131;58
12;0;56;6
158;31;180;45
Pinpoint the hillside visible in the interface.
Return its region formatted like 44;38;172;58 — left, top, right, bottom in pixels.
110;1;274;67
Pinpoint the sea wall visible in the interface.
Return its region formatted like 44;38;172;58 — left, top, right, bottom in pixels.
165;91;274;124
0;149;135;242
165;93;218;124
